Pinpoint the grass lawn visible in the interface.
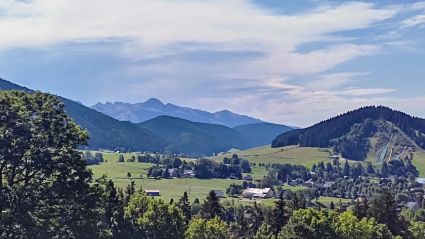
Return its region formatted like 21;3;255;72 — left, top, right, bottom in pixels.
209;145;332;169
413;151;425;177
88;152;309;202
88;155;248;202
318;197;351;205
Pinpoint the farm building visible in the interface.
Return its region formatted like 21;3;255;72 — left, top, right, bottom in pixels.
145;190;160;197
242;188;273;199
183;170;195;178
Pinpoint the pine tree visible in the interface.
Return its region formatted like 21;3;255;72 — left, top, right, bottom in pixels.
104;180;128;238
178;191;192;225
368;189;403;235
330;201;335;210
272;192;288;235
366;162;375;175
292;193;300;211
343;160;350;177
381;161;389;178
352;199;368;219
123;181;136;206
201;191;224;220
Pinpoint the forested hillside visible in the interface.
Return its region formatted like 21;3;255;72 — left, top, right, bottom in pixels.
233;123;293;146
272;106;425;160
138;116;254;154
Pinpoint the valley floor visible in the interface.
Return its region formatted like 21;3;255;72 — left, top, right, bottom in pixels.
88;148;353;205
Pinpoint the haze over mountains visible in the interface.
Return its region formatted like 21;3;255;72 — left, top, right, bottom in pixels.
92;100;264;127
0;78;293;154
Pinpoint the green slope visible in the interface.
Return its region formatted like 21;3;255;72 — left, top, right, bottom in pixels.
234;122;293;146
138;116;253;155
209;145;332;168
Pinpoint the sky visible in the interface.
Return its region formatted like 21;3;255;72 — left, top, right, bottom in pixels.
0;0;424;127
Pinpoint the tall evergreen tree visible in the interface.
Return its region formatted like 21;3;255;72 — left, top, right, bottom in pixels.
381;162;389;178
368;189;404;235
178;191;192;225
272;192;289;235
366;162;375;175
352;198;368;219
103;180;128;238
123;181;136;206
343;160;350;177
201;191;224;220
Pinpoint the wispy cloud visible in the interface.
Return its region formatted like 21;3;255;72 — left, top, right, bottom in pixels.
0;0;424;126
402;14;425;27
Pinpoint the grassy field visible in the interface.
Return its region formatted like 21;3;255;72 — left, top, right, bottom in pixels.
413;151;425;177
88;151;267;202
209;145;332;168
87;150;314;203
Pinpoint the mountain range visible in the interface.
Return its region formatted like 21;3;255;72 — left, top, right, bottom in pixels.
272;106;425;161
0;78;293;154
92;100;264;127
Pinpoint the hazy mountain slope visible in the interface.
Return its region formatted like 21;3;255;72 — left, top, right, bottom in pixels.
234;123;294;146
138;116;253;154
92;99;264;127
272;106;425;160
0;78;165;152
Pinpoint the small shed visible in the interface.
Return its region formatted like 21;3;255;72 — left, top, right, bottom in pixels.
145;190;160;197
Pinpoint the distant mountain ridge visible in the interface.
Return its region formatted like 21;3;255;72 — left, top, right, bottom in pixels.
272;106;425;161
92;99;264;127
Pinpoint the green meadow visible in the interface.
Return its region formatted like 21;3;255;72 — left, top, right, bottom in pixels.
87;149;348;205
209;145;333;168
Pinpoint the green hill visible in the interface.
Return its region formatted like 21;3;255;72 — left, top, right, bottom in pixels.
272;106;425;162
234;122;293;146
0;78;165;152
138;116;254;154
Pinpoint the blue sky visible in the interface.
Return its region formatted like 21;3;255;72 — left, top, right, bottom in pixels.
0;0;424;126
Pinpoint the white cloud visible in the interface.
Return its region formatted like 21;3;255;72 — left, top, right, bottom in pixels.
1;0;415;126
0;1;396;53
306;72;367;90
402;14;425;27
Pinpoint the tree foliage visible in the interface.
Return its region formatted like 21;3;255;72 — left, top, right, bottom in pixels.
185;217;229;239
0;91;98;238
